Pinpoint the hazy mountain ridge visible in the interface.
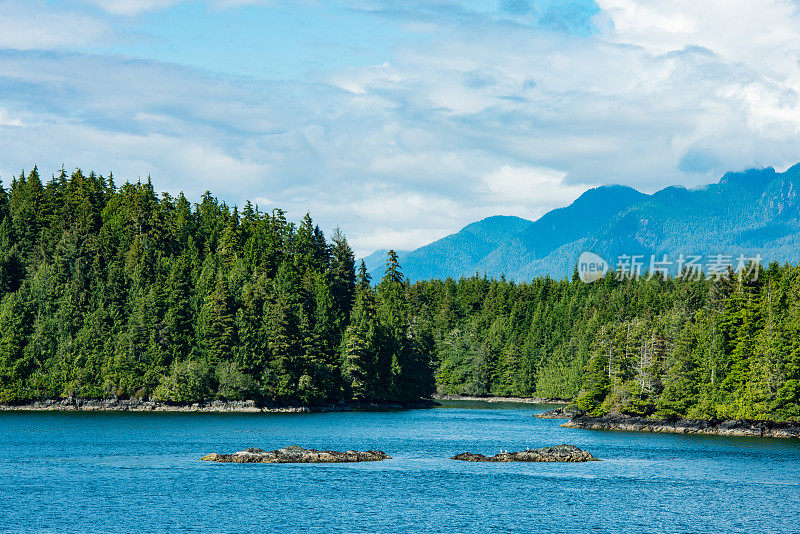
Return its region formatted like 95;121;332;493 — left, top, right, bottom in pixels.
365;163;800;282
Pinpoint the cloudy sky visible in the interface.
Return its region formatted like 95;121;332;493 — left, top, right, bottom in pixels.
1;0;800;256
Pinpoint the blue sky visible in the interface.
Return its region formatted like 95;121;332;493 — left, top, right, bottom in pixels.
71;0;600;78
78;1;406;79
1;0;800;255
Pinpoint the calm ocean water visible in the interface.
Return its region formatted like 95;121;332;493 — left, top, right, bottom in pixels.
1;400;799;533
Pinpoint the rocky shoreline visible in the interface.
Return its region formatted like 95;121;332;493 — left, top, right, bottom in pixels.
562;413;800;439
0;398;437;413
451;444;598;462
432;394;568;404
535;407;580;419
201;445;391;463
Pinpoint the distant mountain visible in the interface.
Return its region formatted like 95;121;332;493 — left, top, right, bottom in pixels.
393;215;532;281
365;163;800;282
474;185;648;279
585;164;800;276
361;215;530;281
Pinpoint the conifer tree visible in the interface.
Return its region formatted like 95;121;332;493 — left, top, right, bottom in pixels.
2;163;800;418
200;275;236;365
342;261;379;399
329;228;356;330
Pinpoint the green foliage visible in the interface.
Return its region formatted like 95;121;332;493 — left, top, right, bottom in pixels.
4;165;800;420
0;169;432;405
342;262;379;400
215;361;256;400
153;359;213;403
410;264;800;421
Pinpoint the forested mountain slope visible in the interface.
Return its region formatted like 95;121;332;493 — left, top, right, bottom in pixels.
389;215;532;281
372;164;800;282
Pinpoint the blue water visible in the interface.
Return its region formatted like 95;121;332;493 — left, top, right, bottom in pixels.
1;401;799;533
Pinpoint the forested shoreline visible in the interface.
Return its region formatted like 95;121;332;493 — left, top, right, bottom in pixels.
1;168;800;422
0;168;431;406
413;260;800;421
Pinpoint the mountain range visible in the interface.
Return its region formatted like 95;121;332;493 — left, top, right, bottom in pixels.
363;163;800;282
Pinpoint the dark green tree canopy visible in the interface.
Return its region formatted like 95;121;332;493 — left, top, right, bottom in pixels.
0;167;798;421
0;168;433;405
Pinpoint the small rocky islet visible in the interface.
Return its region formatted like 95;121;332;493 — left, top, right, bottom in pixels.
451;444;599;462
201;445;391;463
201;444;598;463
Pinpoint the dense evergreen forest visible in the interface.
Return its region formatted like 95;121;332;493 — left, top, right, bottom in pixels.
0;168;432;405
415;264;800;421
1;167;799;421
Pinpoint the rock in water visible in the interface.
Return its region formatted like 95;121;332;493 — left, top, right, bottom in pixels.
451;444;598;462
201;445;391;463
534;408;581;419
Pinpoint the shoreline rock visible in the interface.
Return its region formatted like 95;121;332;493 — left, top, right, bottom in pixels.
562;413;800;439
451;444;598;462
535;407;581;419
432;394;568;405
201;445;391;463
0;397;437;413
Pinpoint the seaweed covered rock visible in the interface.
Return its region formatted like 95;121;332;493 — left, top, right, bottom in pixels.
201;445;391;463
451;444;598;462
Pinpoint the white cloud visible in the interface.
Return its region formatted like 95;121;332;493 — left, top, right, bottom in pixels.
83;0;281;15
725;81;800;138
0;108;22;127
351;228;452;257
83;0;182;15
597;0;800;68
2;1;800;256
595;0;800;142
482;165;590;219
595;0;697;42
0;1;112;49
